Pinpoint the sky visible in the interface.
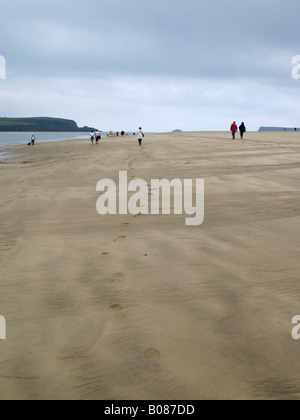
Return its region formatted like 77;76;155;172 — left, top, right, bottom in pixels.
1;0;300;132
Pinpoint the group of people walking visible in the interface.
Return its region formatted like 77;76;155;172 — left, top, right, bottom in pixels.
30;124;248;149
90;128;145;146
89;130;102;145
90;123;249;146
230;121;246;140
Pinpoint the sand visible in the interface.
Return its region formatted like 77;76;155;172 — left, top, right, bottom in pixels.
0;131;300;400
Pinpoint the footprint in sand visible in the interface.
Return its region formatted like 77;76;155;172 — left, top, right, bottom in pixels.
0;241;16;251
113;235;127;242
144;348;161;373
114;272;124;279
111;272;125;283
102;252;109;256
109;304;123;312
133;213;142;218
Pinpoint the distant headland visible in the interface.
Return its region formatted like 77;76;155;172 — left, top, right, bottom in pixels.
0;117;96;132
259;126;299;132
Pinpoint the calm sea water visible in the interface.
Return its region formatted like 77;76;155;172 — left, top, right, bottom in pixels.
0;132;93;147
0;131;141;160
0;132;97;161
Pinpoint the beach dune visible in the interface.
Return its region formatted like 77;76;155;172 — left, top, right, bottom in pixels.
0;131;300;400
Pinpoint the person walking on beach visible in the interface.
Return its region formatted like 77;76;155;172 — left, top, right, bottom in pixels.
90;130;95;145
137;127;144;146
230;122;238;140
31;134;36;146
239;122;246;140
95;130;101;145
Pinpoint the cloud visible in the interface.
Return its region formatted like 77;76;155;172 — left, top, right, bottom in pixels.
2;74;300;132
2;0;299;79
1;0;300;130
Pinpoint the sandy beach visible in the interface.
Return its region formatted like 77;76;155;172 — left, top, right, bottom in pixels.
0;131;300;400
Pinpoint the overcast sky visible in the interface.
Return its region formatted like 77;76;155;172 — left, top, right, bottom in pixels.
1;0;300;132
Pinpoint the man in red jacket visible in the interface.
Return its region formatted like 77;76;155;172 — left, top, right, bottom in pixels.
230;121;238;139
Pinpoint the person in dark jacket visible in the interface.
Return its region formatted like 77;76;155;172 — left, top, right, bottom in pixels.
239;122;246;140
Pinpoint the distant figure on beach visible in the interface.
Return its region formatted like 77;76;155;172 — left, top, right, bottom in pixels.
137;127;144;146
121;131;125;137
239;122;246;140
31;134;36;146
230;122;238;140
90;130;95;145
95;130;101;145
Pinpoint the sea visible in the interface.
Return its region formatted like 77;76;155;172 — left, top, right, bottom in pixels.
0;131;140;160
0;132;97;160
0;131;94;147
